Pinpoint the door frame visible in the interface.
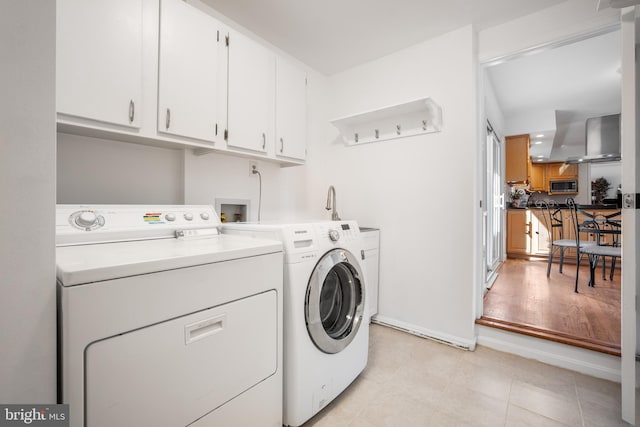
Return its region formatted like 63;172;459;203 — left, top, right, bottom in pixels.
619;6;637;424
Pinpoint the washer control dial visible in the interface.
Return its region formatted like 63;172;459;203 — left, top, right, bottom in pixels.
184;212;194;221
200;212;210;220
165;213;176;222
328;229;340;242
70;210;105;231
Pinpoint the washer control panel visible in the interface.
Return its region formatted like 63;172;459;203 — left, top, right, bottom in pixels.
57;205;220;246
316;221;360;245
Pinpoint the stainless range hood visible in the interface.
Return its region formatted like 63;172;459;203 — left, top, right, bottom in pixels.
566;113;621;163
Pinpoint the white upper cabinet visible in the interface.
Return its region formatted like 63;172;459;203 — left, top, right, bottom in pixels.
56;2;305;165
57;0;143;128
275;58;307;161
226;30;274;154
158;0;221;143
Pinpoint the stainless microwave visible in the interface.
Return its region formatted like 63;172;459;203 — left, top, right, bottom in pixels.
549;179;578;194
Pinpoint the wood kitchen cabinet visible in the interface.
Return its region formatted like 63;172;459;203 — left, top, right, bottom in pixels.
530;163;546;191
506;209;550;257
275;57;307;161
226;29;274;154
546;162;578;180
57;0;143;129
507;209;530;255
505;134;531;184
158;0;222;142
529;162;579;192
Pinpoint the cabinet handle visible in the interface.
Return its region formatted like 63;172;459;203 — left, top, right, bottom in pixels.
526;222;532;236
262;132;266;150
128;100;135;124
280;137;284;153
166;108;171;129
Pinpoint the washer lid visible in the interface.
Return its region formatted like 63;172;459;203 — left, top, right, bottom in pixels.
56;234;282;286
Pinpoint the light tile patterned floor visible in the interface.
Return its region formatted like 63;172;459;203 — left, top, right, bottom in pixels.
302;324;635;427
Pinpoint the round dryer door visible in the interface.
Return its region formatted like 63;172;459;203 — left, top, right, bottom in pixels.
305;249;365;354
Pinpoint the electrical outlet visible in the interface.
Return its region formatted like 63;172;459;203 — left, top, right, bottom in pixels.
249;161;258;176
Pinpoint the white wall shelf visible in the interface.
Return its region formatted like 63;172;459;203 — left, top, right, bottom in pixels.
330;97;442;146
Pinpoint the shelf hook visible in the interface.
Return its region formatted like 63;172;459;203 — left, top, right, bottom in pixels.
422;120;428;131
354;133;359;143
374;129;379;139
396;125;401;135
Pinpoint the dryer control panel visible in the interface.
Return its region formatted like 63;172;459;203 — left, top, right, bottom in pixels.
56;205;220;246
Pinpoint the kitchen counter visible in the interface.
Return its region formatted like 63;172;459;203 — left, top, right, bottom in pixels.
508;204;619;210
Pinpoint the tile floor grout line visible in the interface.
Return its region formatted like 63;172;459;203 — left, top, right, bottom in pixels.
503;377;514;427
573;373;587;427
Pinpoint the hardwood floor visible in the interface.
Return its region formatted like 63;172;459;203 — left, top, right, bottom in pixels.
478;258;621;356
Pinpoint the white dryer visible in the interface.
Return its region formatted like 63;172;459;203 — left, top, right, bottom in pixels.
222;220;369;427
56;205;283;427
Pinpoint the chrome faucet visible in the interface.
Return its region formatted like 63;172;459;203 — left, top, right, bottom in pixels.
325;185;341;221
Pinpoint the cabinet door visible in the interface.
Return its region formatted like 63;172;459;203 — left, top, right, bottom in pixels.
530;163;546;191
505;134;530;183
546;162;578;179
227;30;273;153
530;209;550;255
57;0;142;128
275;58;307;161
158;0;220;142
507;209;530;254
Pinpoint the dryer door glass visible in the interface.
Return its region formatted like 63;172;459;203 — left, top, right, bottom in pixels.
306;249;365;354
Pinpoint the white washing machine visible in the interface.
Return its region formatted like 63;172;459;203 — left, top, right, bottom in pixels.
222;220;369;427
56;205;283;427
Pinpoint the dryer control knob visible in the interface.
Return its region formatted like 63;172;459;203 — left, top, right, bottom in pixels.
165;213;176;222
75;211;98;228
200;212;210;220
184;212;194;221
328;229;340;242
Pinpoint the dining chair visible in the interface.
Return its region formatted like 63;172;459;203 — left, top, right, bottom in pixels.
567;198;622;293
535;200;583;277
601;210;622;280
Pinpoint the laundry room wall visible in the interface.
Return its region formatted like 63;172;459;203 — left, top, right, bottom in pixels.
306;26;478;347
183;152;309;222
57;133;185;204
0;0;57;403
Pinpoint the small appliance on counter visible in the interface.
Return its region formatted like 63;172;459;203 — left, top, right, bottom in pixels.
510;188;530;208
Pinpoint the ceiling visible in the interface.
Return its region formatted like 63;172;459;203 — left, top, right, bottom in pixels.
485;29;622;161
201;0;567;75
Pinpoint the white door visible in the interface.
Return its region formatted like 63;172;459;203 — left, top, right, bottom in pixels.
158;0;221;142
276;58;307;161
620;6;637;424
56;0;142;128
227;30;273;153
485;128;504;288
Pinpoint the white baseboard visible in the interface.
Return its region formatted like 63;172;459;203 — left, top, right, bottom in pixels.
372;315;477;350
477;324;621;382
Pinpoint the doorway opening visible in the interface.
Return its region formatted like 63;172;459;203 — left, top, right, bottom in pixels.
478;28;623;356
